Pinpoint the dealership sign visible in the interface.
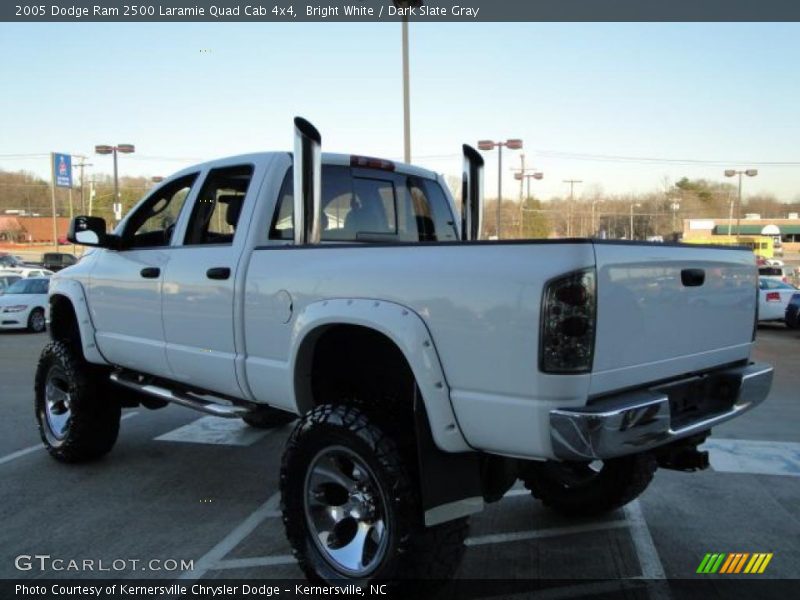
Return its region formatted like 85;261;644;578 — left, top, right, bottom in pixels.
53;153;72;188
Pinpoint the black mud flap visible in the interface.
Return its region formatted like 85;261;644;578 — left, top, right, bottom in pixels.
414;393;484;526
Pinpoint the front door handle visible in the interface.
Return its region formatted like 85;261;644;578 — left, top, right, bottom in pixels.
206;267;231;280
140;267;160;279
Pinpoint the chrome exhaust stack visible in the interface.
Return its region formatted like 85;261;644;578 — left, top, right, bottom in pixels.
462;144;484;241
293;117;322;245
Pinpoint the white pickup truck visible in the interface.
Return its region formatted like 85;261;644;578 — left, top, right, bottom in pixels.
37;118;773;586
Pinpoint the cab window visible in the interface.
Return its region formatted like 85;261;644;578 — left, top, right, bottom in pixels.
184;165;253;245
124;174;198;248
269;166;456;243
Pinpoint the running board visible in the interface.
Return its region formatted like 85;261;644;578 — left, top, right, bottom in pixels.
109;372;251;418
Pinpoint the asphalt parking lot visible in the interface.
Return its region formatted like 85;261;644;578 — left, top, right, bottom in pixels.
1;327;798;594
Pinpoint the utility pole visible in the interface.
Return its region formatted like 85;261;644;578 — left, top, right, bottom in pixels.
562;179;582;237
73;156;92;213
518;154;525;201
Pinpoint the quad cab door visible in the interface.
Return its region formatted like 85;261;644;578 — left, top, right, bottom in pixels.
160;161;261;398
89;173;200;378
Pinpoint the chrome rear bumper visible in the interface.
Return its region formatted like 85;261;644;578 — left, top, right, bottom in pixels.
550;362;773;461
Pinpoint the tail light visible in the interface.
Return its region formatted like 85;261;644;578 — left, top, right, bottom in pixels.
766;292;780;302
540;268;596;373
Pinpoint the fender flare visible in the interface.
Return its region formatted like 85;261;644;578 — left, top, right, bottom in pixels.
290;298;471;454
48;278;108;366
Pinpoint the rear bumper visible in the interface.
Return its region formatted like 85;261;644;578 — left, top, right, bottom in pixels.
550;362;773;461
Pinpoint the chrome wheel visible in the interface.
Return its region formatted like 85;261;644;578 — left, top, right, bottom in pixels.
30;310;45;332
304;446;389;577
45;368;72;440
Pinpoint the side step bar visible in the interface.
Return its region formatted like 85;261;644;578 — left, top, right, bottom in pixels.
110;372;251;418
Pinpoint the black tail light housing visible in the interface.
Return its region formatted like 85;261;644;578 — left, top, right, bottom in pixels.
540;268;597;374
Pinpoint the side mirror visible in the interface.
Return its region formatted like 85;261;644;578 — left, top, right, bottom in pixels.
67;216;113;247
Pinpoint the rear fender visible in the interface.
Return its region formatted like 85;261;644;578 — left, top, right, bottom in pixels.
290;298;471;454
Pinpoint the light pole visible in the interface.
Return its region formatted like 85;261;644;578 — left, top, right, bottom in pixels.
591;198;604;238
562;179;582;237
671;201;681;238
95;143;135;221
514;170;543;237
393;0;422;163
478;138;523;238
724;169;758;240
629;202;642;240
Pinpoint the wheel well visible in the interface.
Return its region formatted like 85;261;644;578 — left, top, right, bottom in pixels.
295;324;416;418
49;295;82;351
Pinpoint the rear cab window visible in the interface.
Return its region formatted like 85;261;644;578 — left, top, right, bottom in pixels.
270;165;457;243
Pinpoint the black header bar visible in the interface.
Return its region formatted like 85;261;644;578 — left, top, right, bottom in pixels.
5;1;800;23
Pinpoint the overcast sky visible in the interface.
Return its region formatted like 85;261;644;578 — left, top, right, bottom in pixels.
1;22;799;202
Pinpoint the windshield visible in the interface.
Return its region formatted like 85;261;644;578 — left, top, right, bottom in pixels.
4;278;48;295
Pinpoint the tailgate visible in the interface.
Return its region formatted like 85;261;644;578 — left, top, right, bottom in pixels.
590;242;757;395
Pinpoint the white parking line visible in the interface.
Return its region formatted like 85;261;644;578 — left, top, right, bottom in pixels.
704;438;800;477
465;520;629;547
0;411;138;467
156;416;274;446
181;491;282;580
623;500;667;581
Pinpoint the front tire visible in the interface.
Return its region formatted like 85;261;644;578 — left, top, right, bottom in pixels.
280;404;468;586
34;341;120;462
523;454;657;517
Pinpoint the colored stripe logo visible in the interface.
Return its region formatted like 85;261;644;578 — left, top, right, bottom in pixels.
696;553;773;574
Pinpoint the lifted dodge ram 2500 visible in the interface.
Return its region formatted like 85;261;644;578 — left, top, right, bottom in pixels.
37;118;773;586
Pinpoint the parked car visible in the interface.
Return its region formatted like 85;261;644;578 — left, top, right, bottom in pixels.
0;277;49;332
0;252;25;268
5;267;55;278
785;293;800;329
0;273;22;294
758;265;795;285
40;252;78;272
37;117;773;587
758;277;798;322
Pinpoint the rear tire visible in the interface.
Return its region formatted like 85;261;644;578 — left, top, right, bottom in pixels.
34;341;120;462
280;404;468;587
27;308;46;333
242;406;296;428
523;454;657;516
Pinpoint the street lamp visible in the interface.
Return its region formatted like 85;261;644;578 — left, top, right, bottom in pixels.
514;170;543;200
724;169;758;240
95;143;135;219
629;202;642;240
478;138;523;238
392;0;422;163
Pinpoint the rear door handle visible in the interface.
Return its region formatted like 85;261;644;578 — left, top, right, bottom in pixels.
206;267;231;280
140;267;160;279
